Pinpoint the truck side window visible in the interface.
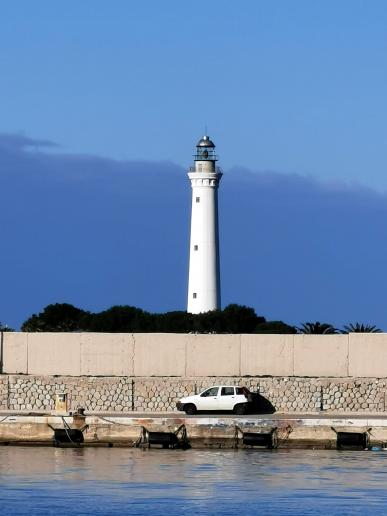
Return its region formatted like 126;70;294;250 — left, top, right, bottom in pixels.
201;387;219;397
221;387;235;396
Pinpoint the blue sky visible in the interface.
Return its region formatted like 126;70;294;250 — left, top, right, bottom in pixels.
1;1;386;186
1;2;387;329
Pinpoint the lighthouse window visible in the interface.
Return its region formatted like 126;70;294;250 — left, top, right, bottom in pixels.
193;293;197;299
196;197;200;203
194;245;198;251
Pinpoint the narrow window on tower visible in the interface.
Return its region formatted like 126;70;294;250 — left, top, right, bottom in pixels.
194;245;198;251
196;197;200;203
193;293;197;299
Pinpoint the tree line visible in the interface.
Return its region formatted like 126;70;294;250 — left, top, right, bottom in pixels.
19;303;295;334
0;303;380;334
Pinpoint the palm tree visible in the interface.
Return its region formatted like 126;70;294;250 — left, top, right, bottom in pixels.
297;321;338;334
341;323;382;333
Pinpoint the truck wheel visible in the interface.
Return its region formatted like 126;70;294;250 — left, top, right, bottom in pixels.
184;404;197;415
233;403;247;415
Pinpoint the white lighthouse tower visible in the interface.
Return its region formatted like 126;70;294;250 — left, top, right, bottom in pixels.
187;135;222;313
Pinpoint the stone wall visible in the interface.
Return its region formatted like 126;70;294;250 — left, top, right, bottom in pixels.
4;376;133;412
257;377;386;412
1;375;386;413
0;376;8;410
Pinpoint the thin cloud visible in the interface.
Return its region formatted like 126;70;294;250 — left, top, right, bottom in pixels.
227;166;383;199
0;132;59;151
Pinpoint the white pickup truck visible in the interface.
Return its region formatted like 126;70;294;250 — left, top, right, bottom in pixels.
176;385;257;415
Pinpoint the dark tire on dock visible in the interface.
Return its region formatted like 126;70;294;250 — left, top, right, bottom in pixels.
233;403;247;415
184;404;197;415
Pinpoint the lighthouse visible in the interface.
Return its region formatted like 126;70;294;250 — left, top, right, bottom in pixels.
187;135;222;313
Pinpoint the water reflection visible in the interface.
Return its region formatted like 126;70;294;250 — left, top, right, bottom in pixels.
1;447;387;515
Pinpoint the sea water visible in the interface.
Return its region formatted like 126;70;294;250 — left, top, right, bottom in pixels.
1;446;387;515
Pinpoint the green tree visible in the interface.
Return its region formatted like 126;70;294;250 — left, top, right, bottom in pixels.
21;302;295;334
341;323;382;333
21;303;88;332
255;321;297;334
193;309;225;333
85;305;154;333
297;321;338;334
155;311;194;333
220;304;264;333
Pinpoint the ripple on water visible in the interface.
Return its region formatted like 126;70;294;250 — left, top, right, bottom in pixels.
1;447;387;515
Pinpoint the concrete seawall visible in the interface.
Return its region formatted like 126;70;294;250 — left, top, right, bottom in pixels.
2;332;387;414
2;332;387;446
1;413;387;449
3;332;387;378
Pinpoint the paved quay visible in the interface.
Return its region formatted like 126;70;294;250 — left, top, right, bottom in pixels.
4;410;387;419
2;410;387;448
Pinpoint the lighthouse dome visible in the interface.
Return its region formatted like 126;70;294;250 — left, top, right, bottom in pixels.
196;135;215;148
